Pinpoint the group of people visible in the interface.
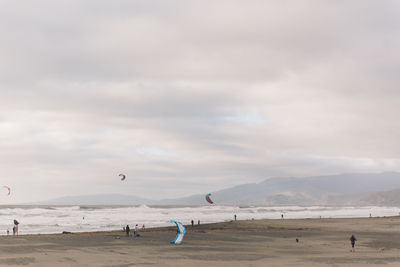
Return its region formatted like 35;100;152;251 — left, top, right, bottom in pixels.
124;224;145;237
6;217;359;252
190;220;202;227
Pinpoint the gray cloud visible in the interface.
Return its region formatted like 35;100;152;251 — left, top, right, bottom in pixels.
0;0;399;203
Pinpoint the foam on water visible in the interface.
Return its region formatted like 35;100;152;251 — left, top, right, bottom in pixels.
0;205;399;235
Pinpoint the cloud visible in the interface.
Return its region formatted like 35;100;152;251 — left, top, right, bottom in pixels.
0;0;399;202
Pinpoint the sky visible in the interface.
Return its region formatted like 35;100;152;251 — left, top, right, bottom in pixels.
0;0;400;203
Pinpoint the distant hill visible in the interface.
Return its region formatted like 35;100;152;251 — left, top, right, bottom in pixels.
326;188;400;206
160;172;400;206
35;172;400;206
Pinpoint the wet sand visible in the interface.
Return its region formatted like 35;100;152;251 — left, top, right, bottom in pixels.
0;216;400;266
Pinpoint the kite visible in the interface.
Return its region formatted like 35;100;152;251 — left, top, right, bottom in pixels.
205;193;214;204
119;174;126;181
2;186;10;195
170;220;186;245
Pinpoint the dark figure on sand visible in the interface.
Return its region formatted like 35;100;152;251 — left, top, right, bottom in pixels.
191;220;194;227
234;215;237;221
125;225;130;236
350;235;357;252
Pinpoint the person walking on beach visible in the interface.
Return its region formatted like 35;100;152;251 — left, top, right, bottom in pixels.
13;219;19;236
350;235;357;252
234;214;237;221
191;220;194;227
125;225;130;237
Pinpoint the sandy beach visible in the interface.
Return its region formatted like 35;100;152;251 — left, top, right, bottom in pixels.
0;216;400;266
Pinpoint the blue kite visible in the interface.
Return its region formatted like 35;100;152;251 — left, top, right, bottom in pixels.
170;220;186;244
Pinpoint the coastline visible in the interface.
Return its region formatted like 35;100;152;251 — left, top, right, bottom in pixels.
0;217;400;266
2;205;400;236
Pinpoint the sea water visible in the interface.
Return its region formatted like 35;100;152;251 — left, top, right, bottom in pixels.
0;205;399;235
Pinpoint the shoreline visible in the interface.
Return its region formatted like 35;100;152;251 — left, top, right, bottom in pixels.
8;215;400;237
6;215;400;238
2;205;399;237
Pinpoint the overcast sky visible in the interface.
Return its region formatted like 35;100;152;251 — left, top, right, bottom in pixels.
0;0;399;203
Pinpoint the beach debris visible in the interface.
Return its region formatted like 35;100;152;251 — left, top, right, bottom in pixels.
2;186;10;195
170;220;186;244
119;174;126;181
62;231;72;234
205;193;214;204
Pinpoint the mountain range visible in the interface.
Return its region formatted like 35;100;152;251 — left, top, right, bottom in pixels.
35;172;400;206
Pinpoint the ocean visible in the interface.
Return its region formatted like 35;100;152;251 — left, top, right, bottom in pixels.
0;205;399;235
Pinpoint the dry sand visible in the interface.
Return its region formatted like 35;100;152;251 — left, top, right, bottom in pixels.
0;216;400;266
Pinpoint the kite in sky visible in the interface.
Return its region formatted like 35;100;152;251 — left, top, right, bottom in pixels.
205;193;214;204
2;186;10;195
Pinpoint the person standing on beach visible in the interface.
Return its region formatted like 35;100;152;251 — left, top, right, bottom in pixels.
13;220;19;236
191;220;194;227
125;225;130;236
350;235;357;252
234;215;237;221
134;224;139;237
